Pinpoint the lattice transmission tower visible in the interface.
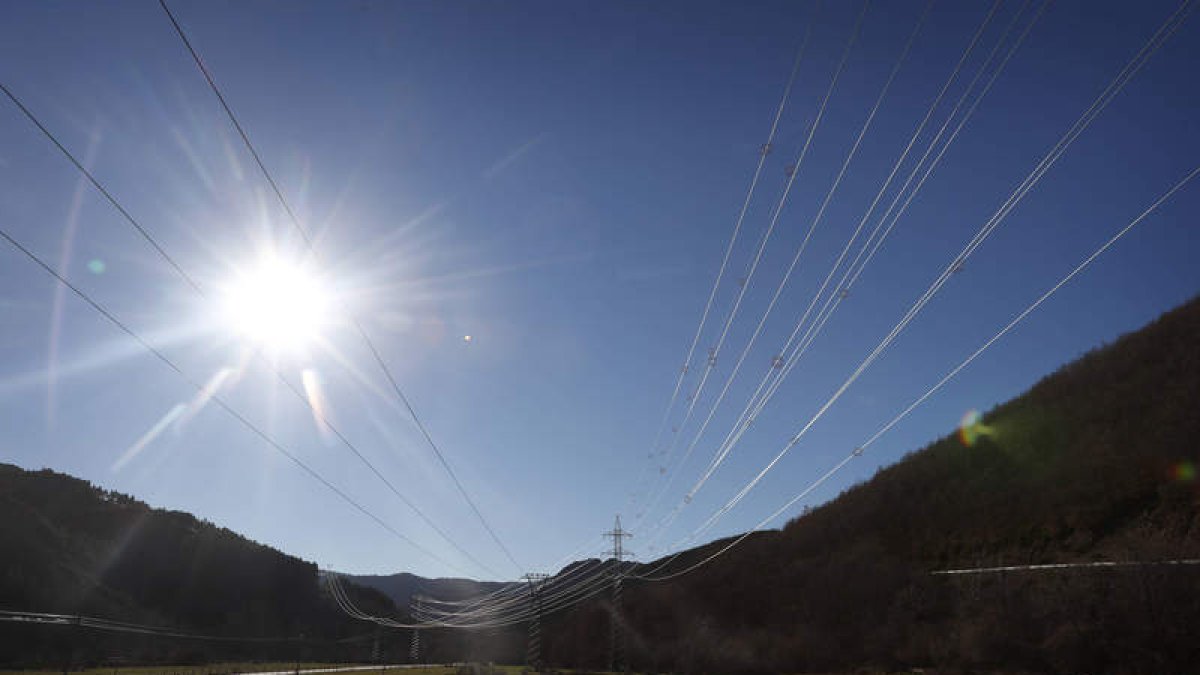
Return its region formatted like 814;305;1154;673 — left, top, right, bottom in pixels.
603;515;633;673
522;572;550;671
409;596;423;663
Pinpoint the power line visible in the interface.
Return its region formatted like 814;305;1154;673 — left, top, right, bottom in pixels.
411;554;609;625
932;559;1200;576
857;163;1200;452
603;515;633;673
638;0;1191;564
0;224;469;575
333;563;614;630
659;0;868;467
0;81;498;579
0;82;203;295
633;162;1200;582
679;0;1009;510
521;572;549;671
157;0;313;250
639;0;933;548
327;544;599;628
348;533;627;630
629;3;820;521
639;0;1014;549
351;320;522;573
158;0;522;574
401;542;645;630
413;543;608;617
680;0;1184;547
670;0;1039;527
638;0;870;531
0;609;369;644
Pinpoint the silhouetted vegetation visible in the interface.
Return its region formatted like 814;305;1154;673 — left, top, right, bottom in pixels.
0;466;407;667
542;296;1200;673
348;573;506;617
4;297;1198;672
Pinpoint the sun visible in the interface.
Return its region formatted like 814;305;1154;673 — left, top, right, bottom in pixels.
219;255;333;354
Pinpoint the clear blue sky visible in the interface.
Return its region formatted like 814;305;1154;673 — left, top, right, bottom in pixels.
1;0;1197;580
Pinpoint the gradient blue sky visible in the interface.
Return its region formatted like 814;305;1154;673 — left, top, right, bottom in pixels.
1;0;1197;580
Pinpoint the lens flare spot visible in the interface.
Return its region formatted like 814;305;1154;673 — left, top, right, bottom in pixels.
87;259;106;274
1172;461;1196;483
302;368;336;444
174;367;237;433
112;403;186;472
463;335;473;343
958;409;991;447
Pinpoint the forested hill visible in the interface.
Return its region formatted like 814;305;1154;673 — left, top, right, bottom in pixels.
347;572;506;613
3;296;1198;672
0;464;401;666
544;295;1200;673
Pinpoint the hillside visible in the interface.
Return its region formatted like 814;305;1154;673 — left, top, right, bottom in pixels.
542;296;1200;673
347;572;506;613
0;466;404;666
3;296;1198;672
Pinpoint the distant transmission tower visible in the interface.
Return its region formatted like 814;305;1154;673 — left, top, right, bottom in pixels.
523;572;550;671
604;515;633;673
409;596;423;663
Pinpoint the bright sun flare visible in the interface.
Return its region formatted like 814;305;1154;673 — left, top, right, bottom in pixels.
221;257;332;354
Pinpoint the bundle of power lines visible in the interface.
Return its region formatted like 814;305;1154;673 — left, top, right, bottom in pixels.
1;0;1196;645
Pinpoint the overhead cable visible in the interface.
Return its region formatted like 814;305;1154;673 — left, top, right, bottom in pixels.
159;0;523;574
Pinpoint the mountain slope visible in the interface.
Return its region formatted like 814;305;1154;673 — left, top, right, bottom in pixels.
0;466;402;666
347;572;506;613
3;296;1198;672
543;295;1200;673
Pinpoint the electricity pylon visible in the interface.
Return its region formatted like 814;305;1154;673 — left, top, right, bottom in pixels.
522;572;550;671
603;515;633;673
409;596;423;663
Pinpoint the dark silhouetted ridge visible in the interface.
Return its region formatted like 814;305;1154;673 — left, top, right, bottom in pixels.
543;295;1200;673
